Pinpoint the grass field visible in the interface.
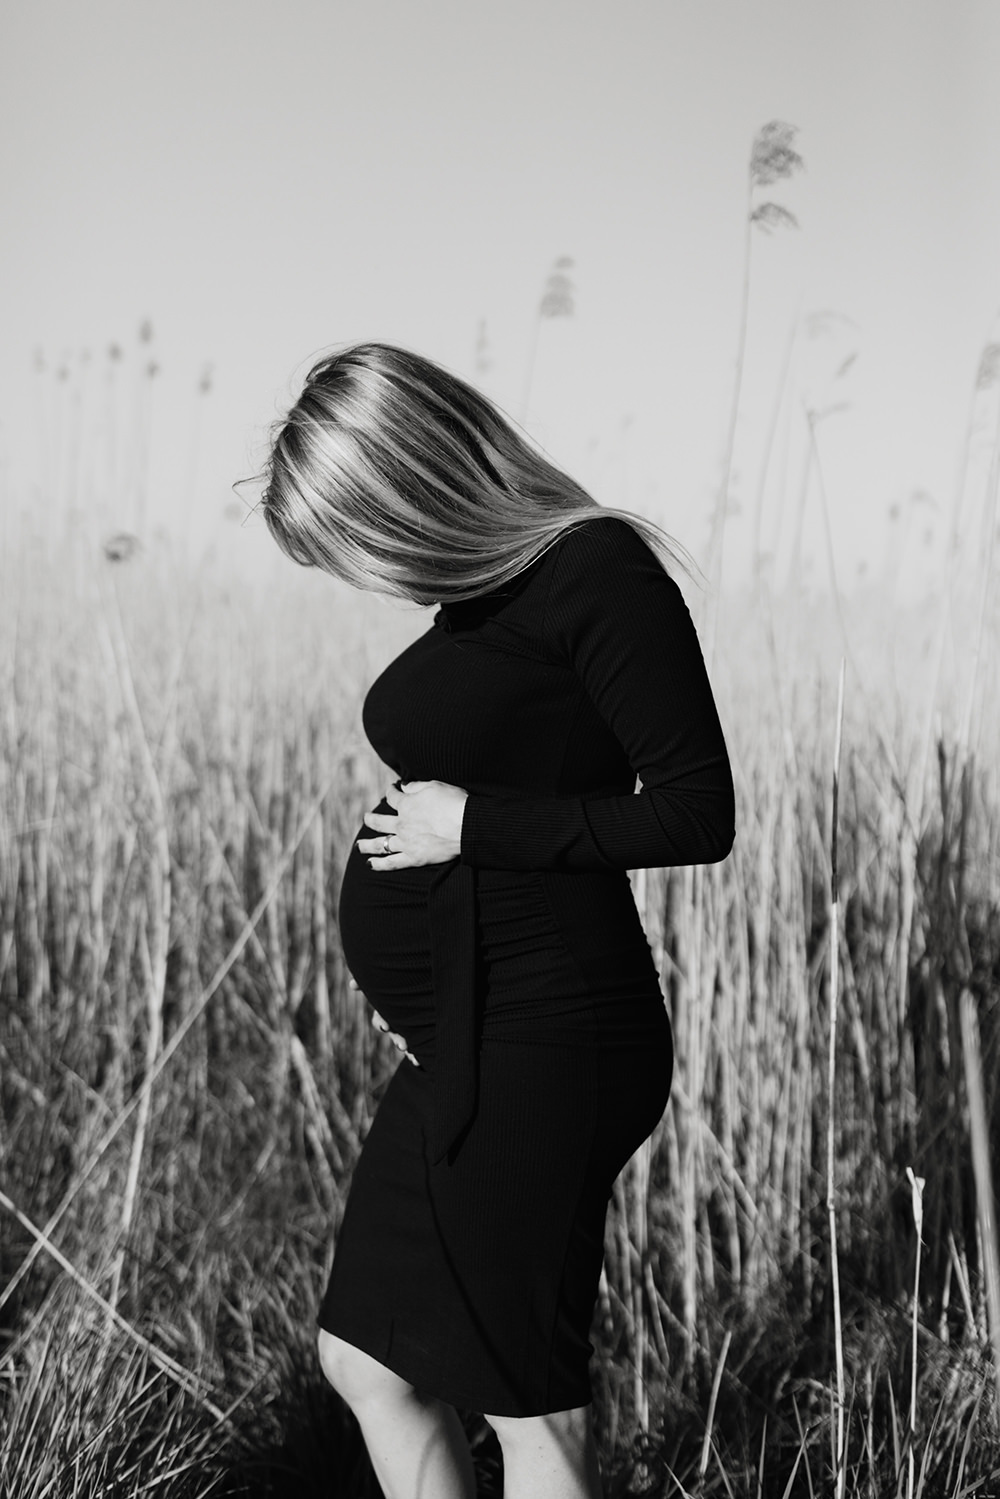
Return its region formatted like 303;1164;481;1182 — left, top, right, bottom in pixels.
1;517;998;1498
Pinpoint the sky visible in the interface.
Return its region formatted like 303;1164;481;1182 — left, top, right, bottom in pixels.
2;0;1000;598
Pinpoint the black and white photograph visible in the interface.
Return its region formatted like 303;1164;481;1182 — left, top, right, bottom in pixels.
2;3;999;1495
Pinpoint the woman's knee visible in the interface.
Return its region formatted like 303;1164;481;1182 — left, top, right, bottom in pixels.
316;1329;415;1407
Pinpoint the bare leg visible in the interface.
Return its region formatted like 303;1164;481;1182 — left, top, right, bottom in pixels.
486;1405;603;1499
318;1330;476;1499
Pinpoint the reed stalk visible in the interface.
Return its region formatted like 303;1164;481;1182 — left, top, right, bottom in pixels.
826;656;847;1498
959;989;1000;1413
906;1166;925;1499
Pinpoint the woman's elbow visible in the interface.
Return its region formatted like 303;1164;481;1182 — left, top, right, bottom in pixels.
706;821;736;863
699;786;736;863
675;809;734;866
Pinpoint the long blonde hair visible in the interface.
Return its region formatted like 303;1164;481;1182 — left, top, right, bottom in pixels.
260;342;693;604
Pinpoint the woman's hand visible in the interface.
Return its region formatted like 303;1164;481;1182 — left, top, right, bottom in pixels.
348;978;419;1067
359;780;468;871
371;1008;419;1067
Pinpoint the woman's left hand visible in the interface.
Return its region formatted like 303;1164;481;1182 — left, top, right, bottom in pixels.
359;780;469;870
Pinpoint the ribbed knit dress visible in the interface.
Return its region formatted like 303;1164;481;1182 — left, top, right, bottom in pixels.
320;517;734;1417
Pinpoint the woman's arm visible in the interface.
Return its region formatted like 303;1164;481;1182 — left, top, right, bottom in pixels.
459;519;735;872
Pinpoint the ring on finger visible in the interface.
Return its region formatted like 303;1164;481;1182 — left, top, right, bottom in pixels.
381;835;392;856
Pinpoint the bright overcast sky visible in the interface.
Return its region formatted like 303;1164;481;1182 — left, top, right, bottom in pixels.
2;0;999;597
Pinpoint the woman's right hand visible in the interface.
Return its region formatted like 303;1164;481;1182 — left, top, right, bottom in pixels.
349;978;419;1066
371;1009;420;1066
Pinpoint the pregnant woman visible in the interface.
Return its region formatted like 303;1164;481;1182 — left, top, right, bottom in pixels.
260;343;734;1499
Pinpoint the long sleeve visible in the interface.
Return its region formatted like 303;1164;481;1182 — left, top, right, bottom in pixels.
460;520;735;872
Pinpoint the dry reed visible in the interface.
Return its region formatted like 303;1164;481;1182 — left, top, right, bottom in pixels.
0;517;998;1494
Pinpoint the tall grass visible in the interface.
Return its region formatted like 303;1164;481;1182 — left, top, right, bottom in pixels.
1;515;998;1496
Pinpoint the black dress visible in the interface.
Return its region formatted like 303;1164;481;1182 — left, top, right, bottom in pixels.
319;518;734;1417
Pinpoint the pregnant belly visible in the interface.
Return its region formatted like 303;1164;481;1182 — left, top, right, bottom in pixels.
338;836;581;1036
338;837;438;1058
338;831;663;1059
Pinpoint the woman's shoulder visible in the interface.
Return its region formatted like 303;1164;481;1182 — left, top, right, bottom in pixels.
435;517;675;638
535;515;693;655
547;515;673;588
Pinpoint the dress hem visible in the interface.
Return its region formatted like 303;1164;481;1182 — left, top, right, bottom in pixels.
315;1314;594;1418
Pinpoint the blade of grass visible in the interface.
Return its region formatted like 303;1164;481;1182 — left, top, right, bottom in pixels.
699;1328;733;1478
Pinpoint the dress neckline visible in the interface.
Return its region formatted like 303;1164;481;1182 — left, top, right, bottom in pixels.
434;594;508;633
434;550;550;634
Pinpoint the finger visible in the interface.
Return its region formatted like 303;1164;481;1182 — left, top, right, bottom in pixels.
384;783;403;809
387;1032;408;1051
405;1052;419;1067
400;780;431;794
357;834;399;856
362;811;397;834
348;976;360;992
368;853;418;871
371;1011;388;1032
